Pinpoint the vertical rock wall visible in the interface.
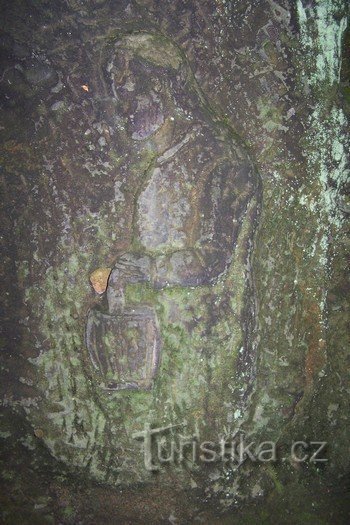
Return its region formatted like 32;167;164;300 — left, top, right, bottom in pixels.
0;0;349;522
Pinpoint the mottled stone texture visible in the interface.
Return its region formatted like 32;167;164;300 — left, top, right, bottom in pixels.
0;0;349;523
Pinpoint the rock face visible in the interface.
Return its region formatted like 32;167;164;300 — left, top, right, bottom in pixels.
86;306;161;390
85;32;259;394
0;0;349;523
89;267;111;294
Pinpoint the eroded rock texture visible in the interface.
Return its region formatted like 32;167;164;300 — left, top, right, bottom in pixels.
0;0;349;523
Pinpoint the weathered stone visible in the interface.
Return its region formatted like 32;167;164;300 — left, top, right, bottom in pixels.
89;267;111;294
86;306;161;390
23;60;58;87
0;0;349;522
86;32;259;399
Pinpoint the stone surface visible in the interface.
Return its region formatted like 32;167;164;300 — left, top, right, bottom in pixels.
89;267;111;294
86;306;161;390
0;0;349;523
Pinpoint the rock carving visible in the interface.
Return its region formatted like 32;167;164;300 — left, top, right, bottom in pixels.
85;32;259;390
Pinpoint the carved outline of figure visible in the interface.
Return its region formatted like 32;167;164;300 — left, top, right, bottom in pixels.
86;32;260;391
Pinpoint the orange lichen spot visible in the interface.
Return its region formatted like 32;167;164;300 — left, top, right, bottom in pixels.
34;428;44;439
81;84;89;92
89;267;112;294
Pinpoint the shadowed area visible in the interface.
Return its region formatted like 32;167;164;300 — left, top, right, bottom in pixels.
0;0;349;523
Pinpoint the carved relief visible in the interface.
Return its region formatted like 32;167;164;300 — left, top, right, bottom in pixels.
85;32;259;390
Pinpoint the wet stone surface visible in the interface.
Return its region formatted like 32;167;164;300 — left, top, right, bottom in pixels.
0;0;349;523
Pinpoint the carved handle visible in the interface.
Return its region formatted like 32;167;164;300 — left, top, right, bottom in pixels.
106;253;153;314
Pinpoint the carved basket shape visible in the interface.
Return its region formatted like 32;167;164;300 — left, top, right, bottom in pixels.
86;306;161;390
